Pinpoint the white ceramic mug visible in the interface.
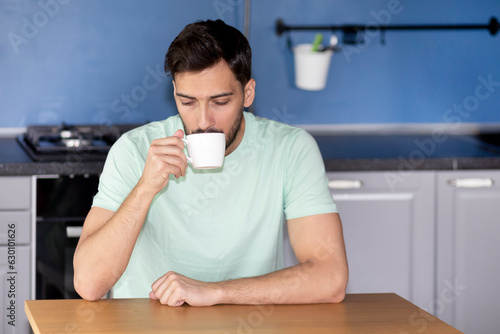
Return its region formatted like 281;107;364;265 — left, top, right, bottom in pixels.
182;132;226;169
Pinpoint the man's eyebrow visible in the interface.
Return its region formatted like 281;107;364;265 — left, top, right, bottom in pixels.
175;92;234;99
175;92;195;99
210;92;233;99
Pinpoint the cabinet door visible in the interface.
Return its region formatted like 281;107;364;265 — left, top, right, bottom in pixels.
0;245;31;334
0;177;31;210
327;171;435;311
0;212;31;245
437;170;500;334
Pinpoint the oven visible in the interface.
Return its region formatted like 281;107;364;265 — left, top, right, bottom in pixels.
35;174;99;299
16;122;141;299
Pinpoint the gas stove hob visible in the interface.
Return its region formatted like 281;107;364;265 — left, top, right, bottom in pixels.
18;123;142;162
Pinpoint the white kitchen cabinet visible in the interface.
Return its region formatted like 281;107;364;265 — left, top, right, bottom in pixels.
0;246;31;334
0;212;31;245
436;170;500;334
284;171;436;311
327;171;436;311
0;177;31;210
0;176;32;334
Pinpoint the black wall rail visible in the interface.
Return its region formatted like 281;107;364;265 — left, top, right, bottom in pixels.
276;17;499;45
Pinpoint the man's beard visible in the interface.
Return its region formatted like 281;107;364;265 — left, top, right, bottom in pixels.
181;105;244;150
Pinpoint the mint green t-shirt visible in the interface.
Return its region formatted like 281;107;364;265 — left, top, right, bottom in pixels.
92;112;337;298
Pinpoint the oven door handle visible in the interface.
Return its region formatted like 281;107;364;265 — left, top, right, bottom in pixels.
66;226;83;238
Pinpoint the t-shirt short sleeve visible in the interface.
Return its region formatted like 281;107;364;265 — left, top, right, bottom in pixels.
92;134;143;212
283;129;337;220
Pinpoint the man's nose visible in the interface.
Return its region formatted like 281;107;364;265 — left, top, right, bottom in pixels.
198;106;216;131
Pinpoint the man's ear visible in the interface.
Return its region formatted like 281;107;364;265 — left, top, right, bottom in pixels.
243;79;256;108
172;80;176;94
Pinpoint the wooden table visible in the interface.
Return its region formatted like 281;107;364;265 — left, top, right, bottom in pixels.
25;293;462;333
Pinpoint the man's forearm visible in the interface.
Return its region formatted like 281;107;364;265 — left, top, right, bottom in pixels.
215;259;346;305
74;182;156;300
150;213;348;307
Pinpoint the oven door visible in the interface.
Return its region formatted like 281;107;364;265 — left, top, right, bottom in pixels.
36;175;99;299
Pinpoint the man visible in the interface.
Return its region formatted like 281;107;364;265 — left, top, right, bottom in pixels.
74;19;348;306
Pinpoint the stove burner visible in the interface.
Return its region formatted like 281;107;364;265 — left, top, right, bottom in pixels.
18;122;141;161
62;138;92;148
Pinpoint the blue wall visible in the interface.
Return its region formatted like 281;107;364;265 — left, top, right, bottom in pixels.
0;0;242;126
251;0;500;124
1;0;499;127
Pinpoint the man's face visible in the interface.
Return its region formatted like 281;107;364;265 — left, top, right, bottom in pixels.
173;61;255;155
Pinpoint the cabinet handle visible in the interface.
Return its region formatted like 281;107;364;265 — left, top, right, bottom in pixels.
328;179;363;189
447;178;494;188
36;174;60;179
66;226;83;238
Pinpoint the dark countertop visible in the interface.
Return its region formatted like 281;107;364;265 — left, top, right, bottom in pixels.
0;138;106;176
1;133;500;176
315;133;500;171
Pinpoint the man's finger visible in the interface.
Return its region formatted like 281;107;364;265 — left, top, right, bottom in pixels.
173;129;184;138
165;284;185;307
150;136;185;150
151;272;170;291
150;138;185;152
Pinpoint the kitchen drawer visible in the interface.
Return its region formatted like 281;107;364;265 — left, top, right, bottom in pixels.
0;177;31;210
326;171;422;190
0;245;31;334
0;212;31;245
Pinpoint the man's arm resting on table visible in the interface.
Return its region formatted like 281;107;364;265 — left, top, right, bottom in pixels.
150;212;349;306
73;184;157;301
74;132;188;301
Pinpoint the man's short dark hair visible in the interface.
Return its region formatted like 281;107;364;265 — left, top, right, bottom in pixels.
165;19;252;88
